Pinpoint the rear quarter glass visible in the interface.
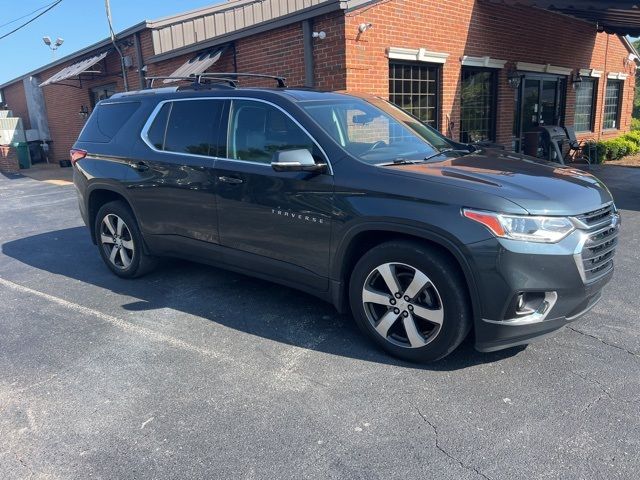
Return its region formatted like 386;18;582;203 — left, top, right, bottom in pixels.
78;102;141;143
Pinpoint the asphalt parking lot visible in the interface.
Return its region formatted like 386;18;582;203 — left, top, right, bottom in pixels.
0;166;638;479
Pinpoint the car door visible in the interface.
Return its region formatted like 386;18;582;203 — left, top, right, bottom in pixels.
127;98;226;244
215;98;334;289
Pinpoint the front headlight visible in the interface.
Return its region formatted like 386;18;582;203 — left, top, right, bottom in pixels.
463;209;575;243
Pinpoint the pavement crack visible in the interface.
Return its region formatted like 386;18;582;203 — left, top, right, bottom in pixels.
567;326;640;359
413;404;492;480
567;369;635;412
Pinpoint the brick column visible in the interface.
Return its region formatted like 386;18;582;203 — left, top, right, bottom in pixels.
0;145;20;173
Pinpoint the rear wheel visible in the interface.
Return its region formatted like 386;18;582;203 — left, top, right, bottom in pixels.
95;201;157;278
349;241;471;362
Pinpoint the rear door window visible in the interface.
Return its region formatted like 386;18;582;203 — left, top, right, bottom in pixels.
79;102;140;143
146;103;171;149
160;100;225;157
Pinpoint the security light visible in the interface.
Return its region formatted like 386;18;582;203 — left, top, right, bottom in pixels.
43;35;64;58
358;22;373;33
312;31;326;40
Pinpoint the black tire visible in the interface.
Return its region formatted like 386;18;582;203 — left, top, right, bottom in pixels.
94;200;157;278
349;240;472;362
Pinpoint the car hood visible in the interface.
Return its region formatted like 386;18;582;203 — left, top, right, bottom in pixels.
384;150;613;216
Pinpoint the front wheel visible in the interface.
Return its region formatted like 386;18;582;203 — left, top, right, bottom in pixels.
95;201;157;278
349;241;472;362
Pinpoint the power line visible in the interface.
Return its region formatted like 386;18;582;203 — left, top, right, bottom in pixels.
0;0;60;30
0;0;63;41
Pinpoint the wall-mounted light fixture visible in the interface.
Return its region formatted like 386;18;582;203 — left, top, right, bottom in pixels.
79;105;89;120
358;22;373;33
571;70;583;90
312;31;326;40
507;69;521;89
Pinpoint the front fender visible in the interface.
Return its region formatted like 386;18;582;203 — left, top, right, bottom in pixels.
330;219;483;325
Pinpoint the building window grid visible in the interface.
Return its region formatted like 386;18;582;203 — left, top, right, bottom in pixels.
389;61;439;128
603;80;622;130
460;69;497;143
574;78;596;132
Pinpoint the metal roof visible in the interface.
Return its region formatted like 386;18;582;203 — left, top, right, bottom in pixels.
149;0;332;56
39;51;110;87
145;0;374;63
484;0;640;36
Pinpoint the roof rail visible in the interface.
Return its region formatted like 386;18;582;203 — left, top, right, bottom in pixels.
145;76;238;89
195;72;287;88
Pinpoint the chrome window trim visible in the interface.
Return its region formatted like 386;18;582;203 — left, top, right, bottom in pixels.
139;96;333;175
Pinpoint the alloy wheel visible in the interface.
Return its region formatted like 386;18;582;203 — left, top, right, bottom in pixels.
100;214;135;270
362;262;444;348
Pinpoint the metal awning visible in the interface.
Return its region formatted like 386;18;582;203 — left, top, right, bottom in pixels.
484;1;640;36
163;46;227;83
39;51;110;87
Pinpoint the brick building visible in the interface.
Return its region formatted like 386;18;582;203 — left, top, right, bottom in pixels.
1;0;639;162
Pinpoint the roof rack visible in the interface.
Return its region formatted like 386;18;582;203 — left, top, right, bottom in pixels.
145;76;237;89
195;72;287;88
144;72;288;90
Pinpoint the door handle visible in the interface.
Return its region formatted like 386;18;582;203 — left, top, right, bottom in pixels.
130;161;149;172
218;176;243;184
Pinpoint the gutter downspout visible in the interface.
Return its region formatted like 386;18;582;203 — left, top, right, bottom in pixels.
302;19;315;87
133;32;145;89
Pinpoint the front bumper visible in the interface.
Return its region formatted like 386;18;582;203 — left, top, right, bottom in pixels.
466;225;616;352
474;273;608;352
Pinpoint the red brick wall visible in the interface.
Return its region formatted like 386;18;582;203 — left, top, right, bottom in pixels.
314;12;347;91
3;81;30;130
146;12;346;90
0;145;19;173
344;0;637;148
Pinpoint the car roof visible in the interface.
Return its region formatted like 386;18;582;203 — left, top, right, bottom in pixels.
108;86;352;104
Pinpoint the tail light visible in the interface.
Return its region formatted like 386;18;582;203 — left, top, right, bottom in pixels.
70;148;87;164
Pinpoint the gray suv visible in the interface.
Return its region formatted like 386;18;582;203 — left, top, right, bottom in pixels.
71;74;619;362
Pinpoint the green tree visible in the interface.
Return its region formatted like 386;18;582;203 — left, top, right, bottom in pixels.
633;39;640;119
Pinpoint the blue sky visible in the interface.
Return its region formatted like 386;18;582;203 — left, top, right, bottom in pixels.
0;0;223;84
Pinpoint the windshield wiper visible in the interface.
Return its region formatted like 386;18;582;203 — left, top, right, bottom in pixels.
423;148;453;162
423;148;473;162
377;158;424;166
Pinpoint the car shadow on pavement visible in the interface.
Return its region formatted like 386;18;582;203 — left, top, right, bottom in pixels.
2;227;525;371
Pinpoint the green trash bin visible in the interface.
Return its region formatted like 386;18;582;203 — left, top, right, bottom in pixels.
13;142;31;169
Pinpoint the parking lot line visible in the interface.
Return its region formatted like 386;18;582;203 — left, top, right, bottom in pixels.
0;277;229;362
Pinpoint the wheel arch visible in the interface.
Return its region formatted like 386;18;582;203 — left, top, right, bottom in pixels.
331;222;481;323
86;185;137;245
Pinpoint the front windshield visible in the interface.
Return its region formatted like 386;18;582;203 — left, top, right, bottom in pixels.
301;97;453;165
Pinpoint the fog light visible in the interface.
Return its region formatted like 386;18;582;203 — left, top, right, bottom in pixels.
516;293;525;311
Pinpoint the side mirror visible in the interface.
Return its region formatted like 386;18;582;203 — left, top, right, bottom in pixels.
271;149;327;173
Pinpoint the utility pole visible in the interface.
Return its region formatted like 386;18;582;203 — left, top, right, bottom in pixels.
105;0;129;91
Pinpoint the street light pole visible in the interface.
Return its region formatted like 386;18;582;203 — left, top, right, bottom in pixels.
42;36;64;61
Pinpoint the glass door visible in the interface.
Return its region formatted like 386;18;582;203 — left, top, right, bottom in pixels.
514;75;566;154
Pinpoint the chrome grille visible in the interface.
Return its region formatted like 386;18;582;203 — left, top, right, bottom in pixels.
574;203;614;229
574;204;620;283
